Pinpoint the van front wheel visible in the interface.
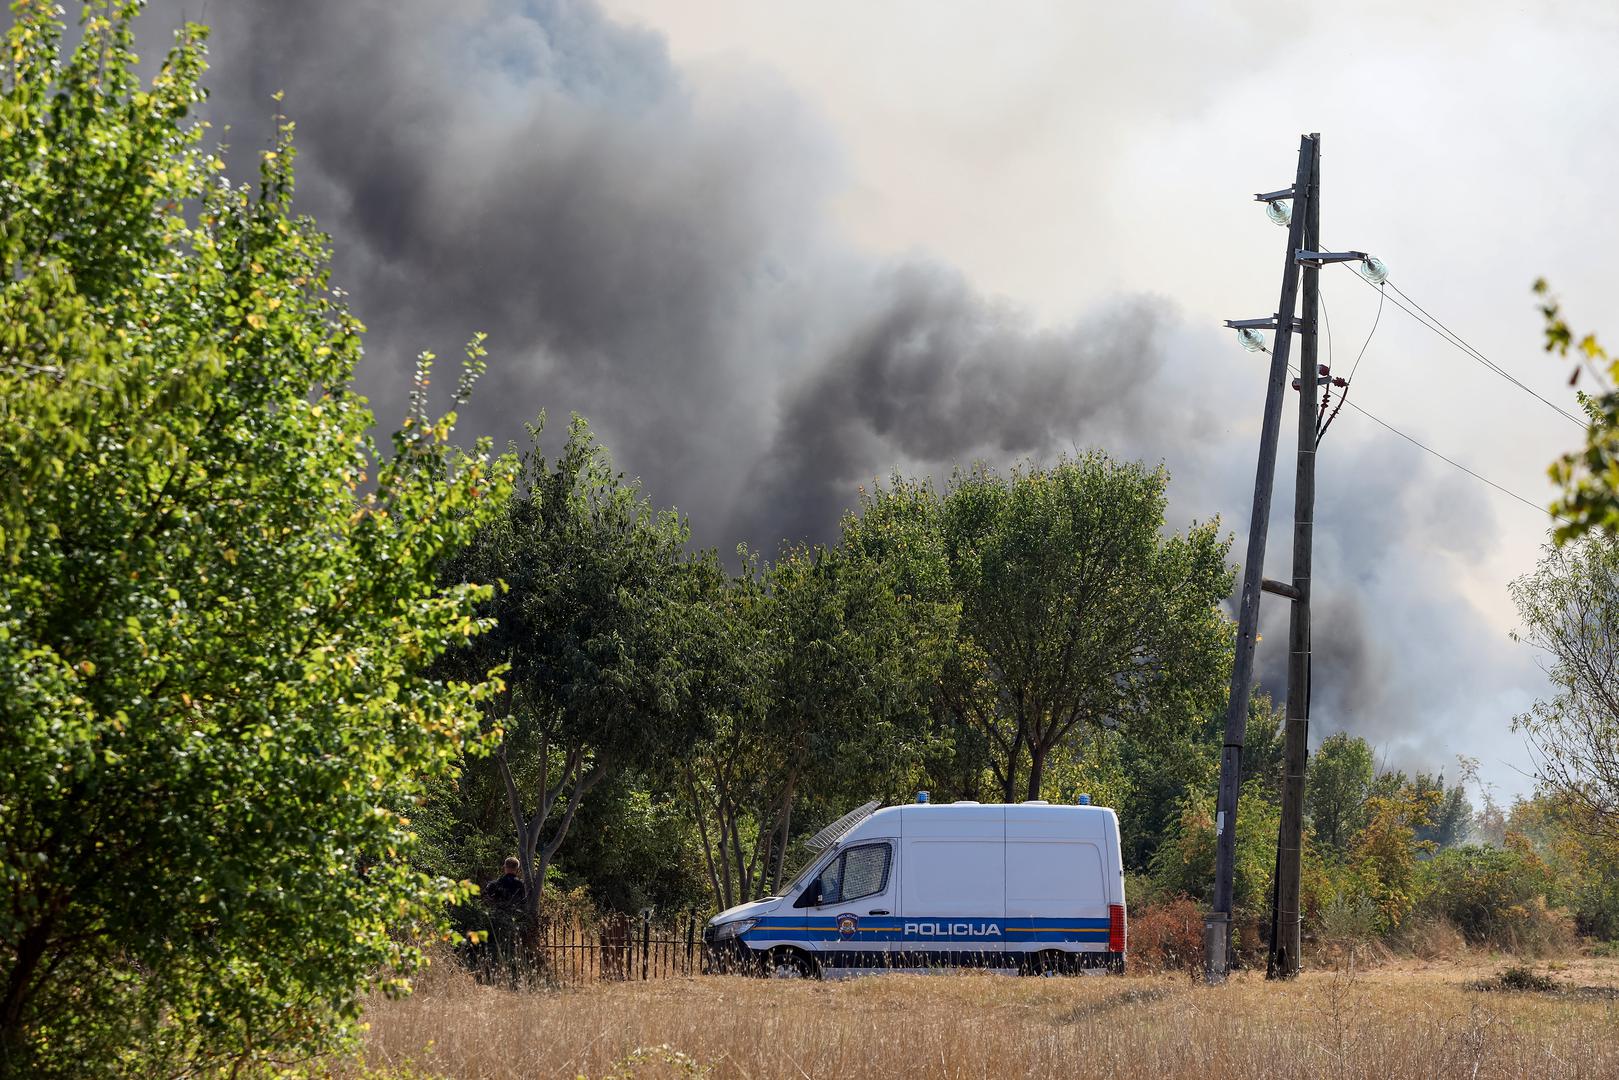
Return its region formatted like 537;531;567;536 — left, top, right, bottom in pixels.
761;948;820;980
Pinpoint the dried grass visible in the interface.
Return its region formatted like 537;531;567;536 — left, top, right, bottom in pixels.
357;955;1619;1079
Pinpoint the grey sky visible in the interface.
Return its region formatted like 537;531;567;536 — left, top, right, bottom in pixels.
122;0;1619;800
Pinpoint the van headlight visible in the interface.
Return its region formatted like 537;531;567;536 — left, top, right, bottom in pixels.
712;918;758;941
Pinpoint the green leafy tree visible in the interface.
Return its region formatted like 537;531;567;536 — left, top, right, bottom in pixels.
1350;786;1441;930
1306;732;1375;850
1534;281;1619;541
0;4;514;1073
1236;691;1287;802
839;476;989;805
1410;770;1473;850
677;541;949;909
667;554;778;910
437;419;690;927
1511;536;1619;844
861;456;1234;802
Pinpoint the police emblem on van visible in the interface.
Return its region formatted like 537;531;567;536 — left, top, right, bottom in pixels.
836;913;859;939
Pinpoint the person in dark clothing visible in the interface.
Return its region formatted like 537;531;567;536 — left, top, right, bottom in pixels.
478;857;527;985
483;857;526;907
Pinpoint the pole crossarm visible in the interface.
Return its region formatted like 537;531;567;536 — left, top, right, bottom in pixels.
1224;316;1309;332
1260;578;1302;601
1295;249;1368;266
1254;187;1295;202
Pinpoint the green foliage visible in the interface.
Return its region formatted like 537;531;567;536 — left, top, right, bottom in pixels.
436;418;691;920
1237;692;1286;800
551;776;709;915
1533;280;1619;542
1508;793;1619;941
1307;732;1375;850
676;537;951;910
1409;771;1473;850
0;3;515;1074
853;456;1234;803
1149;779;1278;952
1349;785;1441;930
1416;838;1563;949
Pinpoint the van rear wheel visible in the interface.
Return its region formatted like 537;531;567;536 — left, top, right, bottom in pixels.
1023;950;1072;977
761;947;819;980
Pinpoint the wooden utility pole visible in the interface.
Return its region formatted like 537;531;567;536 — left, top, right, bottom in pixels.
1206;133;1316;982
1269;134;1321;979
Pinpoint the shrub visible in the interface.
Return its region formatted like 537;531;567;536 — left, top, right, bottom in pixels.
1314;890;1382;951
1127;895;1205;976
1417;839;1574;953
1471;965;1558;993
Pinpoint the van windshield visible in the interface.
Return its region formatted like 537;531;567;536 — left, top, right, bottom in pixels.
770;848;831;900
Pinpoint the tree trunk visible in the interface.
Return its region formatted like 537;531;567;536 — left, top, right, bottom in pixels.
1026;741;1048;802
1;916;52;1053
683;768;725;910
728;813;749;904
1002;722;1026;803
772;778;796;894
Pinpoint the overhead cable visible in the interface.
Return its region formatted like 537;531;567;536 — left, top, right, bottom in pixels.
1338;265;1585;429
1267;352;1568;526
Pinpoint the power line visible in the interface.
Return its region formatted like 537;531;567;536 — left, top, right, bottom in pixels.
1267;350;1570;525
1337;397;1571;525
1346;281;1384;384
1314;277;1384;441
1338;265;1585;429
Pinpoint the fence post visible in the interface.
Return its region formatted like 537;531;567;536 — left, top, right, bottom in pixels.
640;914;650;980
685;913;696;976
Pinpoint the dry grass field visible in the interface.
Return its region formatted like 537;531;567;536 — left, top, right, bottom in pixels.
357;954;1619;1079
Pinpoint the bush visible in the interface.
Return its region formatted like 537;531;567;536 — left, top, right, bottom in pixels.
1471;965;1558;993
1314;890;1382;951
1418;840;1574;953
1391;913;1468;961
1127;895;1205;976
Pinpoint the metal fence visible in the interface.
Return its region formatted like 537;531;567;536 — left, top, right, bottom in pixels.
539;912;703;984
465;910;707;986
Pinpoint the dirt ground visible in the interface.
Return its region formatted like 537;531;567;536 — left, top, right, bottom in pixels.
359;953;1619;1079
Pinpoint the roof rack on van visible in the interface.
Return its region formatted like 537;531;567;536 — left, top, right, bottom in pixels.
804;799;881;853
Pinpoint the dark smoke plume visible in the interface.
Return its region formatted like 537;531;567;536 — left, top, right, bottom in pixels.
94;0;1542;778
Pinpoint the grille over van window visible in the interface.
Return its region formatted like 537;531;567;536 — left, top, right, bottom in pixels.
832;843;890;904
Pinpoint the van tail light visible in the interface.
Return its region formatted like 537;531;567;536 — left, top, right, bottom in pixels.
1109;903;1127;952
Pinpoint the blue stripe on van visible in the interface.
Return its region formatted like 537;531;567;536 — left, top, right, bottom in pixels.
741;916;1111;944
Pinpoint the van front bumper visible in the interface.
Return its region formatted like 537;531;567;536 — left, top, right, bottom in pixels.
701;925;758;974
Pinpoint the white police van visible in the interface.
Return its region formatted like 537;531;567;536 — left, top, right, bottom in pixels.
704;795;1126;977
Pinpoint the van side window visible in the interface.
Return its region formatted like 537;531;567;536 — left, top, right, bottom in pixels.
819;843;890;905
840;843;890;901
